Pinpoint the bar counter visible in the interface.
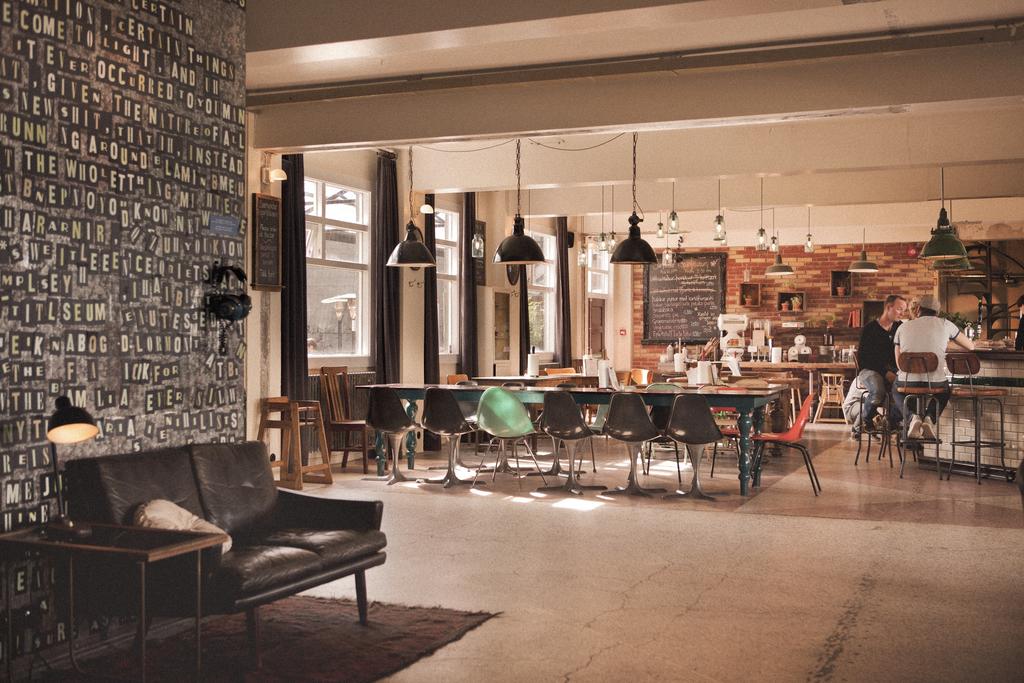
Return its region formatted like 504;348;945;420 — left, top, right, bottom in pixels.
940;348;1024;476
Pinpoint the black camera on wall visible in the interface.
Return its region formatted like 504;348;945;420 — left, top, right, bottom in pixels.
205;262;252;322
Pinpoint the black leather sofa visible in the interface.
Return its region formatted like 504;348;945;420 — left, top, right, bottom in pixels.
65;441;386;632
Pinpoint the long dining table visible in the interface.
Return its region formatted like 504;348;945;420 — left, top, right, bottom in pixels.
363;383;786;496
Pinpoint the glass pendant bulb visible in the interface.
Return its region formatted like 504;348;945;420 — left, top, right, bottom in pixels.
599;233;607;252
608;232;617;250
713;215;726;241
657;220;664;239
804;233;814;253
668;180;679;234
661;248;673;266
578;244;587;267
769;235;778;253
756;227;767;251
471;231;484;259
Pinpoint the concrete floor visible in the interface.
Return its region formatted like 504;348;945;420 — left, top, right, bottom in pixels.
300;425;1024;682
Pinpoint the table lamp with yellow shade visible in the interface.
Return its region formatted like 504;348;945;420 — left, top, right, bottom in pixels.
46;396;99;534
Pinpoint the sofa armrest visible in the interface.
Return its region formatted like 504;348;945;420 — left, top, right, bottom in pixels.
271;491;383;532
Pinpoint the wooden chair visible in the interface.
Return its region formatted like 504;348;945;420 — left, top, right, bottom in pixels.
446;373;469;384
813;373;846;423
630;368;653;387
257;397;334;490
544;367;576;376
320;366;370;473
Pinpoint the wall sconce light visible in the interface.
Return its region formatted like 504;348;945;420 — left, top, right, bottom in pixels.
260;152;287;184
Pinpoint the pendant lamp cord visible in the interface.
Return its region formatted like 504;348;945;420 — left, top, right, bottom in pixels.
718;178;722;214
515;138;522;216
631;132;641;217
759;177;764;229
408;147;415;218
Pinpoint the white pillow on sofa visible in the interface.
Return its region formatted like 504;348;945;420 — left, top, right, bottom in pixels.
132;499;233;553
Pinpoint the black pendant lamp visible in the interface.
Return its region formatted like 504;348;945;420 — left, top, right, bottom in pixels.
387;147;436;268
921;168;968;261
494;139;545;264
610;133;657;265
848;228;878;273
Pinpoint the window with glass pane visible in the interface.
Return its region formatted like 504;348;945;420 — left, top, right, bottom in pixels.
305;177;371;358
587;242;610;295
526;232;557;352
435;207;460;355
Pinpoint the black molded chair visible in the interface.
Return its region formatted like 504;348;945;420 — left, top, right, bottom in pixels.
538;391;607;495
366;387;416;485
602;393;667;497
643;382;684;483
421;387;480;488
662;395;723;501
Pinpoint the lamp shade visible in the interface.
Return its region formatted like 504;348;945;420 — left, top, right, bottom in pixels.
387;221;436;268
932;256;971;271
47;396;99;444
848;249;878;273
493;215;545;264
610;213;657;265
765;252;795;277
920;208;968;260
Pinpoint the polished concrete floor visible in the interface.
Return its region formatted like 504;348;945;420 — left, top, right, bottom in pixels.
300;425;1024;682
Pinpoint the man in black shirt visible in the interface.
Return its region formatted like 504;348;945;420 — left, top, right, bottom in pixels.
842;294;907;436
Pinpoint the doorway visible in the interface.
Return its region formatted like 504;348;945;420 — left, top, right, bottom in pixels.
588;298;605;356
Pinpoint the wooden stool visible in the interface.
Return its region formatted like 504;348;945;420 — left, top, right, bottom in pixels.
947;352;1010;484
257;397;334;490
813;373;846;423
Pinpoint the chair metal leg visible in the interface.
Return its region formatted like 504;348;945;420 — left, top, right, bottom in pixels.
604;441;666;497
421;435;481;487
538;441;606;495
385;433;410;485
665;444;715;501
520;439;548;485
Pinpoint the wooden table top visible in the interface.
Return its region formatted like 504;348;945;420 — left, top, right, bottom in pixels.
739;361;856;371
0;523;228;562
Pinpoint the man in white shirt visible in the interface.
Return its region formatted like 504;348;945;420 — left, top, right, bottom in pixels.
891;294;974;438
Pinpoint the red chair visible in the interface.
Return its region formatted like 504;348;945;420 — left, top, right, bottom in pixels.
751;393;821;496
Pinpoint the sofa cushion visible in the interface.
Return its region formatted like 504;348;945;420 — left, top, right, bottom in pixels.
261;529;387;566
132;499;233;553
66;447;201;525
213;544;323;596
190;442;277;536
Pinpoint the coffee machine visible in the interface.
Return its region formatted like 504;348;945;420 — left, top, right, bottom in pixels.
717;314;749;361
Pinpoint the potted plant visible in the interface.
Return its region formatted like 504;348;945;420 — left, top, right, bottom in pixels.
743;294;754;306
791;296;802;311
836;285;847;296
780;300;791;311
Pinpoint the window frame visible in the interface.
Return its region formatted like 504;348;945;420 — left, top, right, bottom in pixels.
433;206;460;358
586;239;610;298
304;177;372;366
526;231;557;357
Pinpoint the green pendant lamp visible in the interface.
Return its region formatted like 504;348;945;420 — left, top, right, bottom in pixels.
765;209;794;277
388;147;437;268
921;168;968;261
848;228;878;273
494;139;545;265
610;133;657;265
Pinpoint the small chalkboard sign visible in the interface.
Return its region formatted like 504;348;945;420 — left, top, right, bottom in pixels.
251;193;282;291
643;253;726;344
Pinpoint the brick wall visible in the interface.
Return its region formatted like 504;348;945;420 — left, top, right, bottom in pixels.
632;242;937;367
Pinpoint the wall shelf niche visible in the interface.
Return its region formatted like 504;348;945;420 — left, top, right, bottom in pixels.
739;283;761;308
777;291;806;313
830;271;852;297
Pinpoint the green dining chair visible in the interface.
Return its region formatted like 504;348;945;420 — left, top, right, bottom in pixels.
473;387;548;486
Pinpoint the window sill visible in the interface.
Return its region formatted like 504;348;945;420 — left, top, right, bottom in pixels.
308;354;372;372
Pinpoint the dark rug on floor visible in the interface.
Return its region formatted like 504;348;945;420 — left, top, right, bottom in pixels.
47;596;497;682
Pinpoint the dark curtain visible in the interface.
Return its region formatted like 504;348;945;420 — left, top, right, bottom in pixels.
422;194;440;450
457;193;478;376
372;151;401;384
555;216;572;367
280;154;308;400
518;265;529;372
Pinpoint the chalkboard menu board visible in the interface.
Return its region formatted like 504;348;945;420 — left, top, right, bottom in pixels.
643;253;726;344
252;193;283;290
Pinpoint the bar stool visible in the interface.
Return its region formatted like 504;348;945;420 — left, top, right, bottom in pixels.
537;391;607;495
662;395;723;501
366;387;417;485
472;387;548;486
813;373;846;423
256;397;333;490
946;352;1010;484
894;352;945;479
420;387;480;488
854;391;895;468
602;393;667;497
